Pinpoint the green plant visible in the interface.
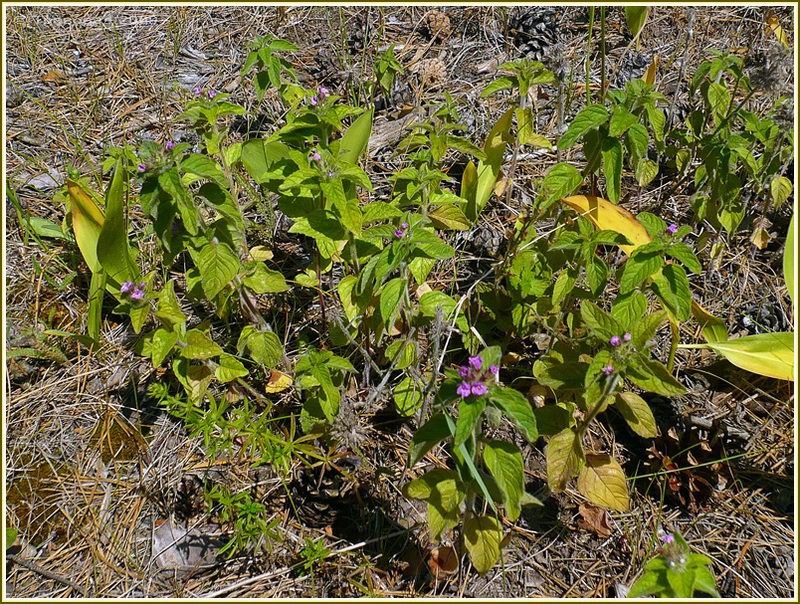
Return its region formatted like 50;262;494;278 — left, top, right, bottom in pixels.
404;346;541;574
298;537;331;575
374;44;404;99
205;485;282;558
628;530;719;598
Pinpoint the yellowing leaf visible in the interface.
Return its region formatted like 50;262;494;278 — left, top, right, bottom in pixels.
767;14;789;48
680;332;794;381
577;453;629;511
463;515;504;575
784;215;794;306
546;428;584;492
614;392;657;438
560;195;651;255
642;54;659;86
249;245;274;261
265;369;292;393
67;179;105;272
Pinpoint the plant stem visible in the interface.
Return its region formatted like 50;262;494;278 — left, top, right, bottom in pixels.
600;7;607;102
586;7;595;104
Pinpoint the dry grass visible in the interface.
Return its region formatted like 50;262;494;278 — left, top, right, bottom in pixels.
4;5;795;598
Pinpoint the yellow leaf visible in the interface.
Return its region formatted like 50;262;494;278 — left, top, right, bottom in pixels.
767;14;789;48
67;179;105;272
577;453;630;511
680;332;794;381
560;195;652;255
249;245;274;261
264;369;293;393
750;225;772;250
463;515;504;575
642;54;659;86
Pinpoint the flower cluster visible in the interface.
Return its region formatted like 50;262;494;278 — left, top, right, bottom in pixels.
394;222;409;238
121;280;146;302
310;149;322;162
456;356;498;398
603;332;632;375
309;86;329;106
191;85;217;99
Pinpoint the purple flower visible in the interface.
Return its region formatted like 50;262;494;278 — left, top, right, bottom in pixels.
192;85;202;96
165;140;175;151
661;533;675;544
394;229;405;238
602;364;614;375
458;365;470;378
309;95;319;106
120;281;134;294
327;170;335;178
137;164;147;173
137;282;146;290
310;150;322;162
666;223;678;235
401;222;409;229
623;332;632;342
471;382;488;396
457;381;472;398
318;86;330;99
468;356;483;370
130;288;145;301
610;335;622;347
207;89;217;99
489;365;499;375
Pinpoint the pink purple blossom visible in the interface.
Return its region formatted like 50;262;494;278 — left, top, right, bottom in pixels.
610;335;622;347
137;164;147;173
457;382;472;397
310;149;322;162
165;140;175;151
602;364;614;375
455;355;497;398
666;223;678;235
661;533;675;544
623;332;632;342
192;85;202;96
207;89;217;99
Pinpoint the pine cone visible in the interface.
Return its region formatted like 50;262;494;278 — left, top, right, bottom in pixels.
509;8;559;62
412;58;447;87
423;10;452;41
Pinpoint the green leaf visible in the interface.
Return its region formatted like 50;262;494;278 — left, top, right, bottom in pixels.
580;300;623;341
680;332;794;381
172;358;213;402
481;76;515;97
692;566;720;597
159;168;199;236
632;310;667;347
404;469;463;541
181;153;227;186
576;453;629;511
6;527;18;550
558;104;608;149
150;327;177;367
666;243;702;274
241;140;291;184
362;201;402;223
87;269;106;342
156;280;187;328
771;175;793;208
196;239;240;299
620;247;664;293
96;158;134;285
463;515;504;575
66;179;105;273
338;107;373;164
601;137;623;203
237;326;284;368
635;158;659;187
243;263;289;293
546;428;584;491
483;440;525;521
471;107;514;220
625;123;649;165
379;277;406;328
385;339;417;370
454;396;487;447
611;290;648;331
614;392;657;437
408;413;453;466
666;567;696;598
541;162;582;208
608;105;638;137
645;103;666;142
784;215;794;305
215;353;249;382
489;387;538;442
393;376;423;417
533;403;574;436
626;357;686;395
651;265;691;322
181;329;223;360
624;6;649;38
706;82;731;127
628;570;668;598
552;270;577;306
429;203;471;231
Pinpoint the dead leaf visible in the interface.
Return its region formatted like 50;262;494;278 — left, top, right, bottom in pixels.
42;70;66;84
577;503;613;537
265;370;292;393
428;545;459;579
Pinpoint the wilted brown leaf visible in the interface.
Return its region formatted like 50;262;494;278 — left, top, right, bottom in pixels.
577;503;613;537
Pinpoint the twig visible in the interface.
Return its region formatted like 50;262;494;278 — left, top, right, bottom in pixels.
6;553;90;597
